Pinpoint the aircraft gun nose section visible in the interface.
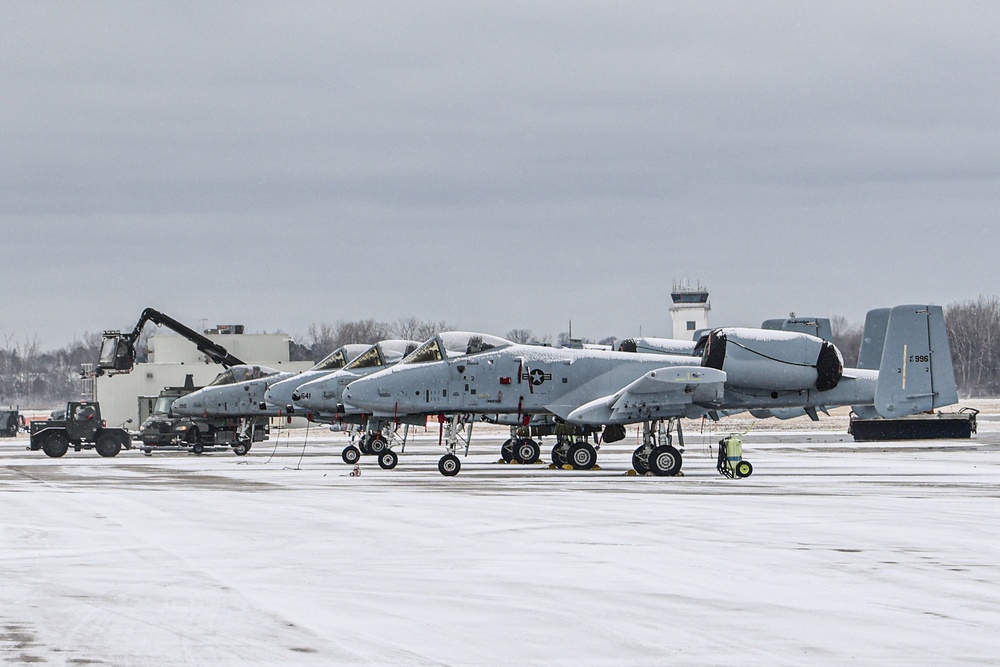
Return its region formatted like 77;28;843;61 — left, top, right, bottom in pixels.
290;377;331;412
171;392;203;416
342;376;382;412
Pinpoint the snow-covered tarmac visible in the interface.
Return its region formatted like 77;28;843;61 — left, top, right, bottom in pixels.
2;421;999;666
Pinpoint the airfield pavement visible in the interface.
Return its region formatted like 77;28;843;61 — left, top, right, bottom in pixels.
2;404;1000;666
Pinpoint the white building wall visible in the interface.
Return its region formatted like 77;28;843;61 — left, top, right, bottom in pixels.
150;334;291;364
95;333;312;427
670;303;711;340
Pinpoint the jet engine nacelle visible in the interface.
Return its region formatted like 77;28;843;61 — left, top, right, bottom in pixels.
701;328;843;392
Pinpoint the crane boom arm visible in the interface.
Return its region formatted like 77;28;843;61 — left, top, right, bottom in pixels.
97;308;245;375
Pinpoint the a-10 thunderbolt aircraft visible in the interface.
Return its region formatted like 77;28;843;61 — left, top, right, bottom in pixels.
260;343;371;416
263;339;419;467
343;305;957;476
171;344;369;431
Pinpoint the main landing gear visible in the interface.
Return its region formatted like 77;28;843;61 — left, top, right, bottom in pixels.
500;423;601;470
340;420;410;470
631;418;684;476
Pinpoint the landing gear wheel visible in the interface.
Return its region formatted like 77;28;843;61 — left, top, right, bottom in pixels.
735;460;753;478
342;445;361;465
438;454;461;476
631;446;649;474
512;438;540;465
648;445;682;476
41;432;69;458
567;442;597;470
551;443;567;466
500;439;513;463
95;433;122;457
377;449;398;470
358;435;373;455
368;435;388;455
233;443;248;456
192;442;205;455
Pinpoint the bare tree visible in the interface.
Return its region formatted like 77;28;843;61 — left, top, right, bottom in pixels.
946;296;1000;396
505;329;534;344
830;315;863;368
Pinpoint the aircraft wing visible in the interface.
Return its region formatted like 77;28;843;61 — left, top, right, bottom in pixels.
564;366;725;424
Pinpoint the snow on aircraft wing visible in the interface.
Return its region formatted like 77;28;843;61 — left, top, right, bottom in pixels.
564;366;725;424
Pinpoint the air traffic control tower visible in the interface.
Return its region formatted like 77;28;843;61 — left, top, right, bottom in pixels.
670;281;710;340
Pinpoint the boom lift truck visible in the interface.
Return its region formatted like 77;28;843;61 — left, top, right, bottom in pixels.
98;308;269;454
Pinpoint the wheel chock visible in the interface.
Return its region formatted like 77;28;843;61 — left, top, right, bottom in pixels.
592;465;602;471
626;469;637;476
561;464;574;470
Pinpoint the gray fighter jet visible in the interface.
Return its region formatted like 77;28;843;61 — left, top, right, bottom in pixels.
343;305;957;476
273;339;420;468
172;344;368;420
262;343;371;416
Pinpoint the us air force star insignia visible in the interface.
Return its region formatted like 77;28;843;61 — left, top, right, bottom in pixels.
522;369;552;386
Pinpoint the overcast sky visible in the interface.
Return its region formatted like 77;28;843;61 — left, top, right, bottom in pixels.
2;1;998;350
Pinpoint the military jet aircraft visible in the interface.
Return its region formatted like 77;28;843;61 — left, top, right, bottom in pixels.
171;344;368;422
343;305;957;476
268;339;419;468
261;343;371;416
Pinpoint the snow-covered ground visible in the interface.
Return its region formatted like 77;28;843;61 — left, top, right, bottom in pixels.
2;414;999;665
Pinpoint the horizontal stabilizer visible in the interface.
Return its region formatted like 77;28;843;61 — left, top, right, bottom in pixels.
566;366;725;424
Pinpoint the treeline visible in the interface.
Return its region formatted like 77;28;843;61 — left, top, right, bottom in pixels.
946;296;1000;396
0;332;103;408
3;302;1000;407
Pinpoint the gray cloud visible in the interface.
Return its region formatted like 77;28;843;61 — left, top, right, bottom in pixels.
2;1;998;348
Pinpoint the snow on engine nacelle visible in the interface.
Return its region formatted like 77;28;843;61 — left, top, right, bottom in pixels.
699;328;844;392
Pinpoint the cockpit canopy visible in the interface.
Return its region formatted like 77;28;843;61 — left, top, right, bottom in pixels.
312;349;347;371
343;340;419;371
401;332;512;365
206;365;280;386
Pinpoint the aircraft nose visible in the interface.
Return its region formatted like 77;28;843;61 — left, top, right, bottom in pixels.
171;393;201;416
342;377;377;411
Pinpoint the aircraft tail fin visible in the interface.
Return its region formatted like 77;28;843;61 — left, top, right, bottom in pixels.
874;305;958;417
857;308;890;370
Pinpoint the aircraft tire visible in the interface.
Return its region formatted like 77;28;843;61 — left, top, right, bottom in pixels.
368;436;388;454
438;454;461;476
41;432;69;458
568;442;597;470
513;438;540;465
233;443;248;456
648;445;682;476
500;439;513;463
735;460;753;478
631;446;649;474
192;443;205;455
342;445;361;465
377;450;398;470
95;433;122;458
550;443;566;466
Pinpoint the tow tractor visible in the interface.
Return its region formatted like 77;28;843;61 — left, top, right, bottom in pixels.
1;408;22;437
29;401;132;457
